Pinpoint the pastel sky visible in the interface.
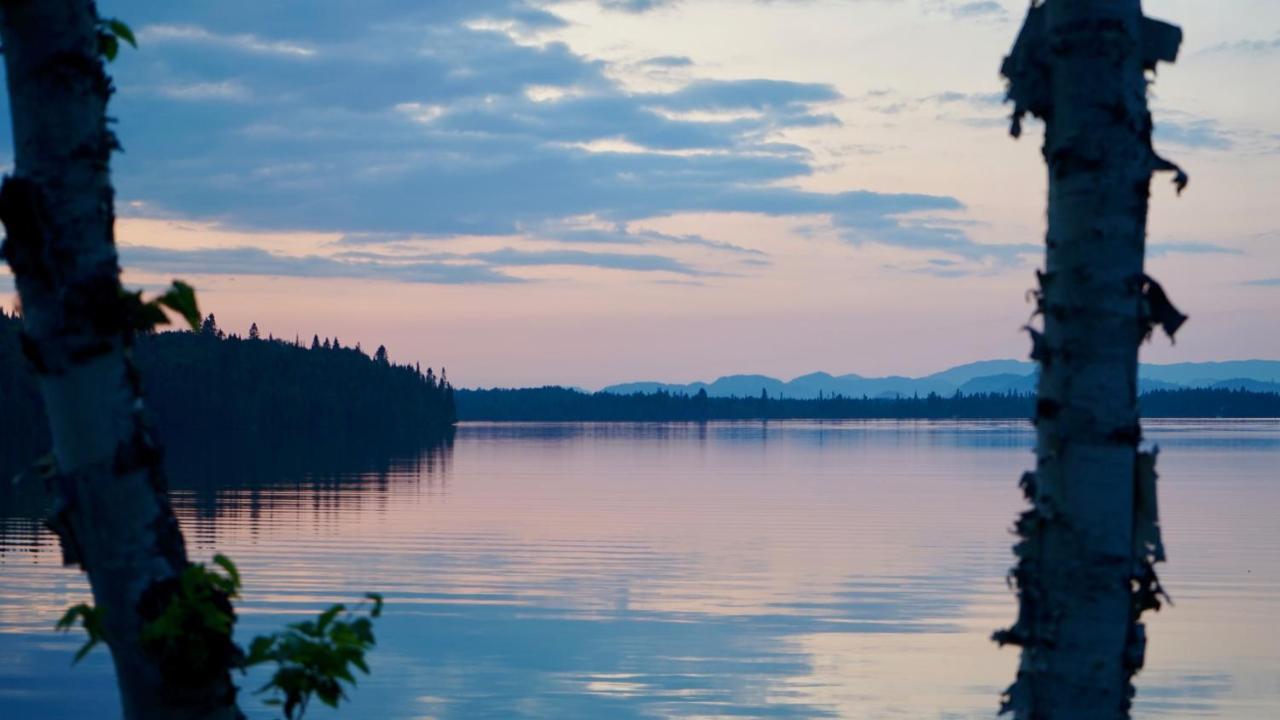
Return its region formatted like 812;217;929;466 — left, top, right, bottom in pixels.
1;0;1277;388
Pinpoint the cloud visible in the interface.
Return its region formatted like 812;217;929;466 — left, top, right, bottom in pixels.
120;243;722;284
1244;278;1280;287
466;248;710;275
927;91;1004;107
950;1;1006;19
137;24;317;58
653;79;842;113
0;0;994;272
120;245;520;284
599;0;677;11
924;1;1009;21
156;80;252;102
860;89;1008;127
639;55;694;68
1147;241;1243;257
521;221;769;257
1155;118;1233;151
1200;34;1280;55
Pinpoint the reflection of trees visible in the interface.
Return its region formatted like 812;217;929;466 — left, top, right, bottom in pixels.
0;435;453;545
169;433;454;526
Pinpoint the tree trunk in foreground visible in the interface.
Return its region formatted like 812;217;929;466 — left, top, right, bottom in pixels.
994;2;1186;718
0;1;241;717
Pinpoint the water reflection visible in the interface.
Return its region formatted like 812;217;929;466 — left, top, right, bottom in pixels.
1;420;1277;719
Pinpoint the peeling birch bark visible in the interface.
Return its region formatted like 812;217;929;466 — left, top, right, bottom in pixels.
0;1;242;718
993;2;1185;718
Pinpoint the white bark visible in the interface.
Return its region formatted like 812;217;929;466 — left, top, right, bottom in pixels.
0;1;241;717
994;2;1183;718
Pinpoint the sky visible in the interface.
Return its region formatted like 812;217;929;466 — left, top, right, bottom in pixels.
1;0;1278;388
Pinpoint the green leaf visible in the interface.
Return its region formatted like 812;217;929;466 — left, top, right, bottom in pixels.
138;301;170;330
247;592;384;717
55;604;104;665
316;604;344;633
106;18;137;48
99;32;119;61
365;592;384;618
212;553;241;590
155;280;202;331
72;638;100;664
245;635;275;666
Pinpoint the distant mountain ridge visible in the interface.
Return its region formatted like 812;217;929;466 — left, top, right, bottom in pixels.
600;359;1280;399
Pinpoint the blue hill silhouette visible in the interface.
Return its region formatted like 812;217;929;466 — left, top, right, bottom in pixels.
601;359;1280;399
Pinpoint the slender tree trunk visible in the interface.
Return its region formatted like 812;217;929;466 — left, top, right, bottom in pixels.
0;1;241;717
994;1;1185;718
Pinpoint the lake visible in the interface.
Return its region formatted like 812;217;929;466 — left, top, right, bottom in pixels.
1;420;1277;719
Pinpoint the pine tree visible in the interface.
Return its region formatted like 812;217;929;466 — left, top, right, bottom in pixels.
200;313;219;337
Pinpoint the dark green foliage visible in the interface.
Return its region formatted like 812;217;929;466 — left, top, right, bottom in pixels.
139;554;242;679
155;280;202;331
118;280;203;333
97;17;136;62
245;594;384;720
57;551;384;719
0;311;455;475
456;385;1280;421
55;603;105;664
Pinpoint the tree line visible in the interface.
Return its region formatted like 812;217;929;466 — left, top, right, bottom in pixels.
0;309;456;477
456;385;1280;421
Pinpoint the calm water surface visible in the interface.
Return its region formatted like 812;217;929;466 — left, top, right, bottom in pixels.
1;420;1277;719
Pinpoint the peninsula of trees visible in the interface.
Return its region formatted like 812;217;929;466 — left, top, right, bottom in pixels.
0;310;455;476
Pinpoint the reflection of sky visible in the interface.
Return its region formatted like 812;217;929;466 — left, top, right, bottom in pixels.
1;420;1278;718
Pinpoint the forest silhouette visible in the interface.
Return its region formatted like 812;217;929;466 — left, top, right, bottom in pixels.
456;385;1280;422
0;309;455;476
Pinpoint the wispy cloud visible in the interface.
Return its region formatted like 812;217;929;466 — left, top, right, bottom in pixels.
599;0;677;12
638;55;694;68
138;24;317;58
923;0;1009;21
521;221;769;257
1147;241;1243;257
860;88;1009;127
1199;34;1280;55
154;80;252;102
1155;118;1233;151
0;0;1003;278
120;243;722;283
120;245;519;284
468;247;710;275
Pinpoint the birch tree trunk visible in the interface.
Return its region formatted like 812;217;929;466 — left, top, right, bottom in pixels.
994;1;1185;717
0;1;242;717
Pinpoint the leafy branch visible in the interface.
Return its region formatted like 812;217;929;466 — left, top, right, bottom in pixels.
97;17;136;62
245;593;384;720
55;603;105;664
139;553;242;674
120;279;202;333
